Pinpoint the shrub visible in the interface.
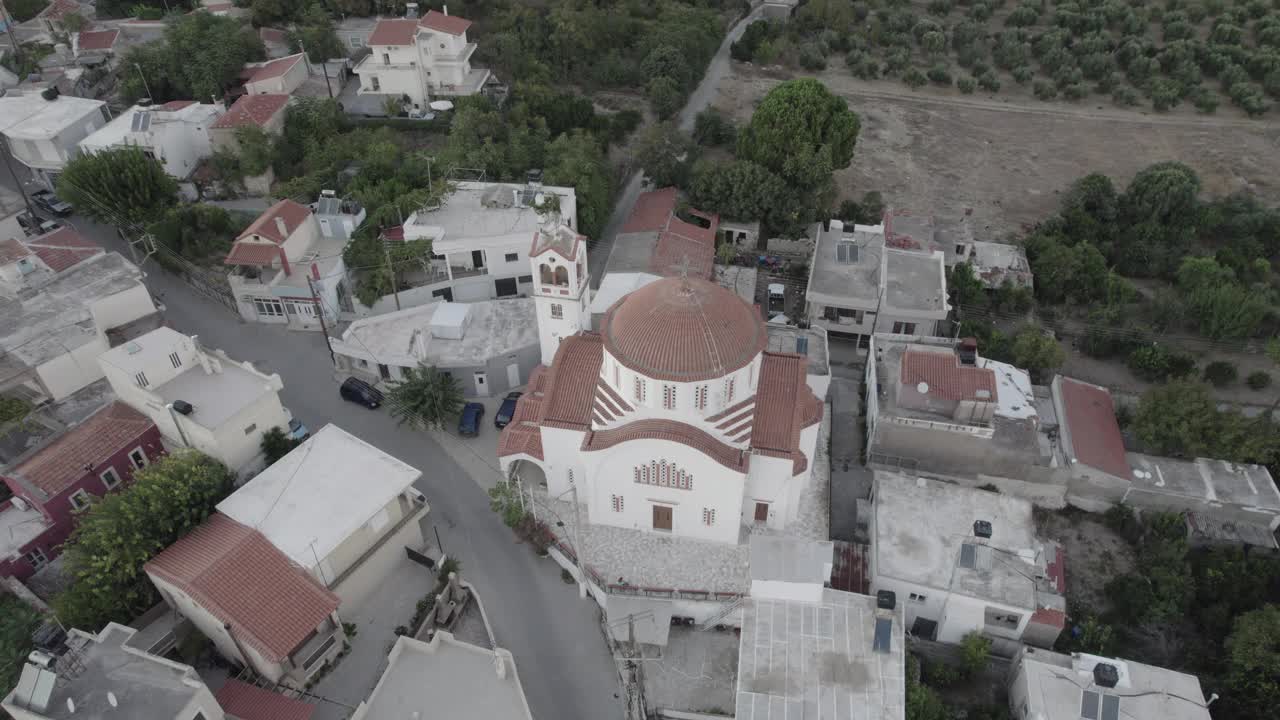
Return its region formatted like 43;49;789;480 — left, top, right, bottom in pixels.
1006;5;1040;26
969;3;993;21
978;71;1002;91
928;63;953;85
1127;344;1197;382
1063;83;1088;100
799;43;827;70
958;77;977;93
1034;80;1059;100
1246;371;1272;390
904;67;928;88
927;0;953;16
1012;65;1034;84
1203;360;1239;386
960;632;993;677
1112;85;1140;105
1193;89;1220;113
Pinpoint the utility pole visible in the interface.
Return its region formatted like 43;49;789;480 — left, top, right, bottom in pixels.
0;135;36;218
570;481;587;599
384;244;402;311
307;275;336;365
134;63;153;101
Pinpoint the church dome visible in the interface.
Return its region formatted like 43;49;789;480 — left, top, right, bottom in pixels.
602;277;766;382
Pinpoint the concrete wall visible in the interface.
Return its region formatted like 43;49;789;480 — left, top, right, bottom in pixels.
245;57;309;95
318;493;411;584
35;337;109;401
89;282;156;331
327;502;427;608
204;387;290;474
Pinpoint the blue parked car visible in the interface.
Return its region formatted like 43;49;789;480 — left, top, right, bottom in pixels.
288;418;310;441
494;391;523;429
458;402;485;437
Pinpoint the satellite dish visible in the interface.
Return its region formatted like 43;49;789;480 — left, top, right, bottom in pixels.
917;382;929;394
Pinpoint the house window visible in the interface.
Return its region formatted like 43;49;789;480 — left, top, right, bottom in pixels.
100;467;121;490
382;53;390;65
695;385;708;410
613;362;620;388
891;321;917;334
702;508;716;526
69;489;92;511
823;306;839;322
505;253;519;262
370;75;380;91
243;423;257;435
724;377;736;403
518;275;533;284
349;37;363;48
634;461;692;490
611;495;624;513
909;593;928;603
134;371;149;388
633;377;646;404
253;298;284;317
662;384;676;410
128;447;148;470
551;304;563;319
24;547;47;570
168;352;182;368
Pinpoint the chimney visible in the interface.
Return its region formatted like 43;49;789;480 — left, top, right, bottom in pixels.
443;4;449;15
493;651;507;679
405;2;418;18
273;216;289;239
197;348;213;375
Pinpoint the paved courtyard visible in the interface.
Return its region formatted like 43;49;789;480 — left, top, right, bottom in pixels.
640;626;739;717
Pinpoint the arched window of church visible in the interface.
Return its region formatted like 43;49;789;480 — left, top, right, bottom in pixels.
634;467;641;484
724;376;736;404
634;377;646;404
695;385;708;410
539;264;554;284
554;266;569;286
663;384;676;410
650;460;658;485
614;362;620;389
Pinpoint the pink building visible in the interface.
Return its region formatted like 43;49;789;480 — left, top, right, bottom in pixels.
0;402;164;581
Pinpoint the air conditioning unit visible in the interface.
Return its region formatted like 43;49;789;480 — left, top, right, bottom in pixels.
11;496;29;511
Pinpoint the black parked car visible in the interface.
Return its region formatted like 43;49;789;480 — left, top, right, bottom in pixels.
458;402;485;437
494;391;523;429
339;376;383;409
31;189;72;217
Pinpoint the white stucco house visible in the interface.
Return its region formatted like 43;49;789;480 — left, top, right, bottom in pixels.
77;100;221;184
225;198;352;329
0;91;109;189
97;327;292;476
0;250;160;403
241;52;309;95
1008;647;1213;720
869;471;1066;655
354;6;491;112
216;424;429;607
499;239;825;545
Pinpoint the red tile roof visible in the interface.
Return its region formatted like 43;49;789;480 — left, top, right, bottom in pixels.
583;420;748;472
211;94;289;129
900;350;997;402
380;225;405;242
1058;377;1132;481
540;334;604;430
10;402;154;498
224;241;282;267
602;277;766;382
0;237;31;265
25;226;102;272
420;10;473;36
159;100;196;111
619;188;718;278
38;0;80;21
622;188;678;234
1029;606;1066;629
246;53;304;84
367;18;419;46
650;231;713;279
146;513;340;662
76;29;119;52
496;422;543;461
753;352;821;475
238;199;312;244
215;679;316;720
259;27;288;44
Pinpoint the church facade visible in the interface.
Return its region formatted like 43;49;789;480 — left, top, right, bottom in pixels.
500;217;824;545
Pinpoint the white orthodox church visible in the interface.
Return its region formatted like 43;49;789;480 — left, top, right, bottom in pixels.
498;205;825;545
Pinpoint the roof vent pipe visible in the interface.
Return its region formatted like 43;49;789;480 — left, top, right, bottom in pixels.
493;651;506;679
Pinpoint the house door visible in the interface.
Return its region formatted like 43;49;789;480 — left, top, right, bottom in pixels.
474;371;489;397
378;363;391;380
506;362;520;388
472;250;485;269
652;505;672;531
754;502;769;523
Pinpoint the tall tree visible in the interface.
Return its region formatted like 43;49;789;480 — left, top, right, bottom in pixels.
1;595;40;695
634;121;695;189
544;129;612;241
57;147;179;228
688;159;788;226
288;4;344;63
1225;604;1280;720
119;13;265;103
387;364;465;431
53;452;234;631
736;78;860;191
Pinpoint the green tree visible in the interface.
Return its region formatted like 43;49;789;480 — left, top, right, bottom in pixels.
692;108;735;147
641;44;691;89
0;396;31;424
260;426;301;464
1;594;40;695
544;129;612;241
1011;326;1065;382
646;76;683;119
688;159;789;228
948;262;988;309
59;11;88;33
6;0;48;22
906;656;949;720
147;204;250;267
1225;603;1279;720
57;147;178;227
736;79;860;194
635;121;694;189
1132;380;1220;457
288;4;344;63
959;631;992;677
53;452;235;630
234;125;277;177
118;13;265;103
387;364;465;431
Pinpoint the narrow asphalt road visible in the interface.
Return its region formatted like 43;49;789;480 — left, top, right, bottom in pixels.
588;6;762;288
72;217;627;720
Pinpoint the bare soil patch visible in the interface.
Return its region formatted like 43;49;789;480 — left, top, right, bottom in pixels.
1035;510;1135;615
714;65;1280;240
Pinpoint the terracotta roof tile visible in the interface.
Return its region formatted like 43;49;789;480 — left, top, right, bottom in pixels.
602;277;766;382
259;27;288;44
0;237;31;265
622;188;678;234
238;199;312;244
11;402;154;497
419;9;472;36
224;241;282;266
212;94;289;129
159;100;196;111
583;420;748;472
650;232;713;279
146;513;340;662
38;0;81;20
367;18;419;46
1059;377;1132;481
496;423;543;461
246;53;304;84
540;334;603;429
901;350;997;403
76;29;119;51
1029;607;1066;629
754;353;803;454
25;226;102;272
380;225;405;242
215;679;316;720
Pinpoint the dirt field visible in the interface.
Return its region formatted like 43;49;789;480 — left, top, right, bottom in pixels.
714;65;1280;240
1035;510;1135;615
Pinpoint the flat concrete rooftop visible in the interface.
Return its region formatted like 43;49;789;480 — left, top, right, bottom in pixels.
883;249;946;314
155;359;273;430
765;324;829;380
873;472;1056;610
335;297;538;368
0;502;49;559
808;222;883;305
1018;649;1211;720
736;590;905;720
404;180;577;243
1127;453;1280;510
